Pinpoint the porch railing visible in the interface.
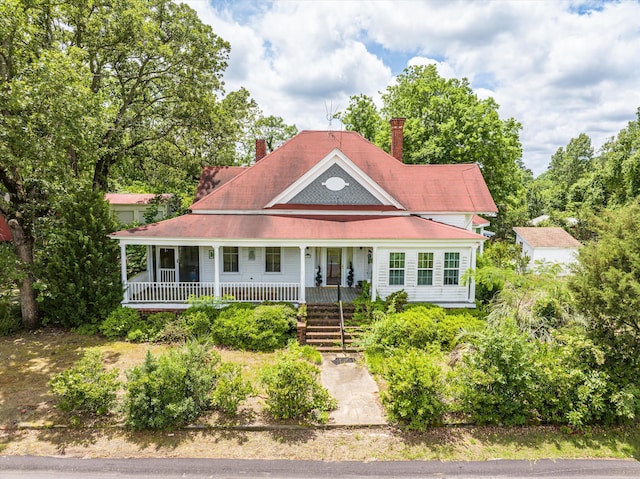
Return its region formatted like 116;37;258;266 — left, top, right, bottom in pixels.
126;281;300;303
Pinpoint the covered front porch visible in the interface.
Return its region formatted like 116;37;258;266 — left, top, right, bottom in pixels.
118;243;370;309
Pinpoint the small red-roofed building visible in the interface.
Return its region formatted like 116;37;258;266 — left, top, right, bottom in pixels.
105;193;174;225
111;122;498;309
513;226;581;274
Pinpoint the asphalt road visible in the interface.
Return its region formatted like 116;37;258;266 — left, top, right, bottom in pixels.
2;456;640;478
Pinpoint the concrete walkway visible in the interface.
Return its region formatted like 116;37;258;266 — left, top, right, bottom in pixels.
319;353;387;426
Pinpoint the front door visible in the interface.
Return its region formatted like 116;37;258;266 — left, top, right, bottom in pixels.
179;246;200;282
326;248;342;285
158;247;178;282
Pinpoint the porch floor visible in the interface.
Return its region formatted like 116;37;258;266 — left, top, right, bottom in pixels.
305;287;360;304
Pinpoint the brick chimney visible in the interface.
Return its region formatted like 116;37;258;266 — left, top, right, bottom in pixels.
390;117;406;162
255;138;267;162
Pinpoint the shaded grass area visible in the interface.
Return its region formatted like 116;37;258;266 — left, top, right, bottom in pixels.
1;426;640;461
0;327;276;429
2;328;640;461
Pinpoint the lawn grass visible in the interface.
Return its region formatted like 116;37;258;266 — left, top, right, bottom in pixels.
1;327;640;461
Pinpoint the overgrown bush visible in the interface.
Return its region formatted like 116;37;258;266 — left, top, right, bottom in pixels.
100;308;175;342
261;345;337;422
363;305;484;354
211;303;296;351
181;310;213;338
383;289;408;314
48;350;120;416
123;343;220;429
125;311;174;342
0;300;21;336
454;320;538;425
211;362;253;416
99;307;141;339
382;348;446;429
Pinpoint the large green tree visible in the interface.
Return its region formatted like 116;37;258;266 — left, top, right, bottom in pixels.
342;65;524;223
569;203;640;376
0;0;250;328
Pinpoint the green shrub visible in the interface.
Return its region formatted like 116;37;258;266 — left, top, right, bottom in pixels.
363;306;486;354
382;349;446;429
181;310;213;338
125;311;174;342
261;346;337;422
211;304;295;351
211;362;253;416
383;289;408;313
48;350;120;416
454;320;538;425
532;331;629;429
437;312;485;350
123;343;220;429
99;307;141;339
363;306;442;354
0;301;21;336
156;316;189;343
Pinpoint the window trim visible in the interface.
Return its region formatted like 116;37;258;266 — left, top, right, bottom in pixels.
388;252;405;286
417;252;434;286
222;246;239;273
265;246;282;273
443;252;460;286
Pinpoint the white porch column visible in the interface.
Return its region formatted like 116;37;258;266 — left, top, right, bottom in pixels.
146;245;153;280
214;245;220;298
468;245;477;303
371;246;378;302
120;243;129;303
299;246;306;303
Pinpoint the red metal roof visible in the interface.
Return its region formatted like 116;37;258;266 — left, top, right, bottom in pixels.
190;131;497;214
193;166;247;202
472;215;490;227
105;193;172;205
112;214;486;241
0;216;11;242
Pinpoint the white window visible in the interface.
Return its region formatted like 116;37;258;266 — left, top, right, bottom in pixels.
265;247;281;273
223;246;239;273
444;252;460;285
389;252;405;286
417;252;434;286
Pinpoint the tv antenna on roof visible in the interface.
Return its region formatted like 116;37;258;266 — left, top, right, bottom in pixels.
325;100;340;132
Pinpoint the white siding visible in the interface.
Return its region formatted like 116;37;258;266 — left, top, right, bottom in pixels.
374;246;474;304
420;214;472;229
200;246;215;282
219;247;301;283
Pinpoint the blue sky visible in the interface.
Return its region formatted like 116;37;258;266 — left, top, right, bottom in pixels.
186;0;640;175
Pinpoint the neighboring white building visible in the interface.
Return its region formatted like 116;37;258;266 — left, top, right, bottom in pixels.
105;193;173;225
110;121;498;309
513;227;581;274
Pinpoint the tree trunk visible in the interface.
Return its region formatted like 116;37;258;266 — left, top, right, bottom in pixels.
8;218;40;329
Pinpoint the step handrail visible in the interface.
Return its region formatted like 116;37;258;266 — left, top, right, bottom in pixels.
339;300;345;351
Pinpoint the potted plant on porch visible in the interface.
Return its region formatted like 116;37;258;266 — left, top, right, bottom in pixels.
347;262;354;287
315;265;322;287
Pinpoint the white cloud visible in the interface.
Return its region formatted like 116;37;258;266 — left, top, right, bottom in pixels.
185;0;640;175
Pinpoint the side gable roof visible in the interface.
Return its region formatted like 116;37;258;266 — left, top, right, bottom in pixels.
190;131;497;214
513;227;581;248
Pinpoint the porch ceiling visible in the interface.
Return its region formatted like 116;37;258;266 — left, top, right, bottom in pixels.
111;214;486;241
